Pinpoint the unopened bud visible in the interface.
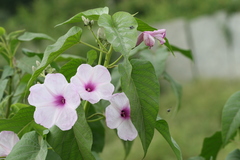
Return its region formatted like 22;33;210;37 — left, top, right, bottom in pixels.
82;16;90;26
97;28;106;41
36;60;41;67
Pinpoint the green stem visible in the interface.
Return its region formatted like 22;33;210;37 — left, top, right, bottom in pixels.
5;76;12;118
87;113;105;120
87;116;105;123
108;54;123;68
88;27;107;51
83;101;90;115
79;41;108;54
104;45;113;67
98;52;103;65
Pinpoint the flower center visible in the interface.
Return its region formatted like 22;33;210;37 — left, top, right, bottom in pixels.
120;107;130;119
85;82;95;92
54;95;66;107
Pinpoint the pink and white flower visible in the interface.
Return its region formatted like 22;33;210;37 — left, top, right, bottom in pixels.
28;73;81;131
0;131;19;157
105;93;137;141
136;29;166;48
70;64;114;104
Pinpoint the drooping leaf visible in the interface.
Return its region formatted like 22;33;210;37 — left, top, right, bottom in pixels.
7;29;25;56
98;12;138;56
222;91;240;146
18;32;55;41
163;71;182;111
225;149;240;160
140;47;169;77
155;118;182;160
25;26;82;95
6;131;48;160
55;7;109;27
135;18;157;32
0;106;45;137
171;45;193;61
47;105;95;160
87;50;98;65
199;131;222;160
119;59;160;157
59;58;85;82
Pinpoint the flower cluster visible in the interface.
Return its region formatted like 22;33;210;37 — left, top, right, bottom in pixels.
136;29;166;48
28;64;137;141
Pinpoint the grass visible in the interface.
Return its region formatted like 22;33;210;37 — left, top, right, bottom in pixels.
100;78;240;160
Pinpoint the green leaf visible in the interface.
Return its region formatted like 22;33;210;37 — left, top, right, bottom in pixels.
155;118;182;160
18;32;55;41
98;12;138;56
135;18;157;32
25;26;82;95
171;45;193;61
55;7;109;27
59;58;85;82
0;27;6;36
119;59;160;157
0;79;8;100
7;29;25;56
47;105;95;160
55;54;86;62
16;55;41;74
163;71;182;111
1;65;14;79
225;149;240;160
21;48;43;59
222;91;240;146
122;140;134;160
87;105;105;153
140;47;169;77
6;131;48;160
0;106;44;137
164;38;174;55
188;156;205;160
199;131;222;160
87;50;98;65
46;150;62;160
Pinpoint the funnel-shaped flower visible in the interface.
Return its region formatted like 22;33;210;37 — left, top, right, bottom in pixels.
71;64;114;104
28;73;81;130
136;29;166;48
105;93;137;141
0;131;19;157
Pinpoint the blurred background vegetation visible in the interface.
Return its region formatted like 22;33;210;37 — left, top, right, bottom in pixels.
1;0;240;159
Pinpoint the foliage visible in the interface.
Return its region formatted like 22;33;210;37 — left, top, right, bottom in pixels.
0;6;194;160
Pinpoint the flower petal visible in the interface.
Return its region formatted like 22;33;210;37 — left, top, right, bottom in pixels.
95;83;114;101
75;64;93;83
117;120;138;141
34;107;60;129
136;32;144;46
55;108;78;130
105;104;123;129
109;93;130;110
143;33;155;47
0;131;19;157
91;65;112;84
28;84;55;107
62;83;81;109
44;73;68;95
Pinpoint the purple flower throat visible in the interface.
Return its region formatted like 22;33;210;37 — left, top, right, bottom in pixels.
120;107;130;119
85;82;95;92
55;95;66;107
